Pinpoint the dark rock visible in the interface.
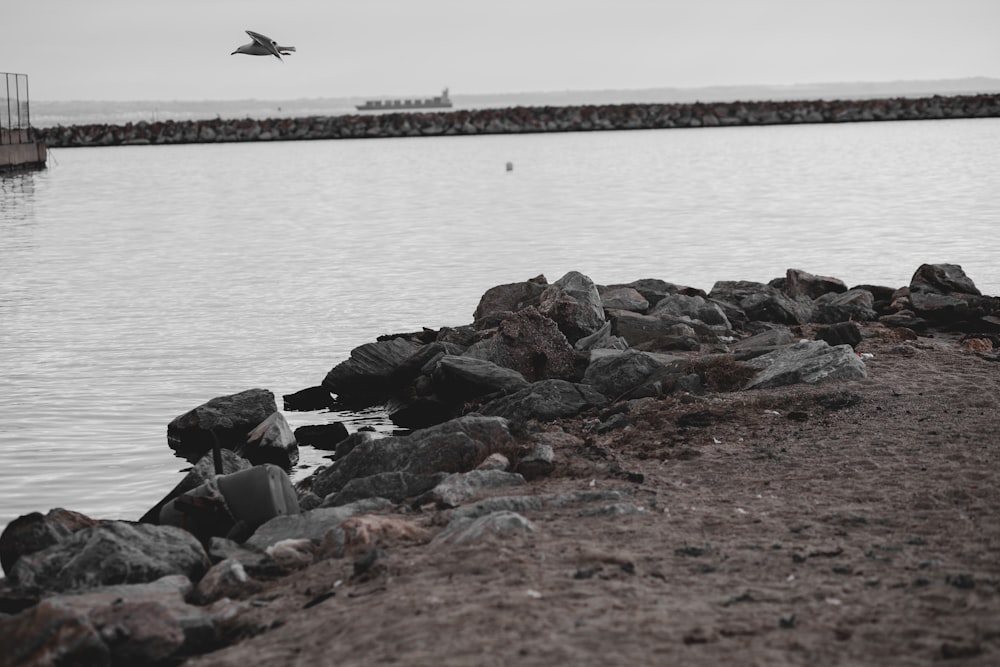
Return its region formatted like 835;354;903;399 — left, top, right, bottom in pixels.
333;429;382;460
815;322;863;349
322;337;424;406
908;263;990;325
573;321;629;352
478;379;609;427
537;271;607;343
8;522;210;595
515;442;556;480
432;355;530;399
618;278;701;308
812;289;878;323
784;268;847;299
598;286;649;313
608;310;701;351
282;385;335;411
321;471;448;507
465;307;577;382
309;415;515;499
649;293;733;333
709;280;812;325
731;327;796;351
385;393;462;429
582;349;686;400
244;412;299;468
745;340;867;390
166;388;277;463
473;275;548;325
294;422;350;450
0;509;99;576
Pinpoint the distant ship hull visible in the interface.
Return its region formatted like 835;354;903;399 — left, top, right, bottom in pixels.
356;88;452;111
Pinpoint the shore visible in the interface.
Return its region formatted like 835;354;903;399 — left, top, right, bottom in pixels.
34;93;1000;148
2;265;998;666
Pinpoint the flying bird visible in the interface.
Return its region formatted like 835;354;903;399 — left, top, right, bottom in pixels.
231;30;296;61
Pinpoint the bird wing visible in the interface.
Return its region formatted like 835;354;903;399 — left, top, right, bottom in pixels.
246;30;283;59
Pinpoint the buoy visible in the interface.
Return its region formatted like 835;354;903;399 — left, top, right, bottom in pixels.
506;161;513;172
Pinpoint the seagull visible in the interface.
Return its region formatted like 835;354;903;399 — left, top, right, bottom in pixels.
231;30;296;61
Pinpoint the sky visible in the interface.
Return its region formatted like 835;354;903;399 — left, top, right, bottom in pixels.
4;0;999;102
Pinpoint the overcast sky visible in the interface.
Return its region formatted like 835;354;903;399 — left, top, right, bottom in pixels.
5;0;999;101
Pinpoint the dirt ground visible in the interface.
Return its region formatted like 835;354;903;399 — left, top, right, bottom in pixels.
184;324;1000;667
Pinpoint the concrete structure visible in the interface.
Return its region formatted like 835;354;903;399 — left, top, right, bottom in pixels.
1;72;46;173
1;128;47;172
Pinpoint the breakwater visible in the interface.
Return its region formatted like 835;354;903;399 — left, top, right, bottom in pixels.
34;93;1000;148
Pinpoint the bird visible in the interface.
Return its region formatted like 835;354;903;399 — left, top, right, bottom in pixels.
231;30;296;61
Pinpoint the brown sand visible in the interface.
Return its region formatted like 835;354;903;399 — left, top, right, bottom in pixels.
184;324;1000;666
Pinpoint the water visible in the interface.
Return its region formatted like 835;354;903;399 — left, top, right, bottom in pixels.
2;118;998;533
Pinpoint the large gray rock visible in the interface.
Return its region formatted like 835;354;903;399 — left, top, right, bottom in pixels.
908;263;989;324
0;575;234;667
537;271;607;343
167;388;277;462
744;340;867;389
473;276;548;325
784;268;848;299
811;288;878;324
478;379;609;426
608;310;701;351
308;415;516;500
8;522;210;595
322;337;424;405
598;286;649;313
465;307;577;382
432;355;530;399
709;280;813;325
650;293;733;333
582;349;687;400
244;411;299;468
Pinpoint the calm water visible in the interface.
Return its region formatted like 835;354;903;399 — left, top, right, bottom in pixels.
2;118;998;532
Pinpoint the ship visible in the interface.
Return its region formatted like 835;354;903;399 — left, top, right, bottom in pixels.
356;88;453;111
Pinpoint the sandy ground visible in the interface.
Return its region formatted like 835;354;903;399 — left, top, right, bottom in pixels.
184;324;1000;667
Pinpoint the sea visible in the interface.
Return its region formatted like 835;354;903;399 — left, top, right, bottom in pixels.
2;113;999;534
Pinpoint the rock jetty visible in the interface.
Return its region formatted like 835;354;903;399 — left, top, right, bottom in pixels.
1;263;998;665
35;94;1000;148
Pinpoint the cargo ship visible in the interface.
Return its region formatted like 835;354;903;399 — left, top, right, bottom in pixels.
356;88;452;111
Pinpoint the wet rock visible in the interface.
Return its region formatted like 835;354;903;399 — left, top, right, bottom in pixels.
431;355;530;399
294;422;350;451
282;385;336;411
244;412;299;468
167;388;277;463
322;337;424;406
745;340;867;390
8;522;210;596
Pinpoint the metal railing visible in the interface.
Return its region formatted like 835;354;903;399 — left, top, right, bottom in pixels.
1;72;31;145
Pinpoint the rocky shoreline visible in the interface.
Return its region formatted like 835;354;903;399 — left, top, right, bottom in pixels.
35;93;1000;148
1;263;998;666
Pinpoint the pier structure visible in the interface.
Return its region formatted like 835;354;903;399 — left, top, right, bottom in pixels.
1;72;46;173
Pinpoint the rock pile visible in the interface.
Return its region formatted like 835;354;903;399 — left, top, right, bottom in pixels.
35;94;1000;148
1;263;996;665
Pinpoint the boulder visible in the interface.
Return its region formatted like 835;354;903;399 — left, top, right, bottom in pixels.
573;321;629;352
731;327;796;351
309;415;516;500
0;508;99;576
649;293;733;333
320;471;448;507
0;576;234;667
427;469;527;507
477;379;609;427
293;422;350;451
334;429;383;460
244;412;299;468
908;263;990;325
582;349;687;400
8;522;210;595
608;310;701;351
784;268;848;299
431;355;530;399
281;385;336;411
709;280;813;325
473;275;548;326
322;337;424;406
598;286;649;313
815;321;863;349
744;340;868;390
811;288;878;323
166;388;277;463
515;442;556;481
465;307;577;382
537;271;607;343
615;278;698;308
